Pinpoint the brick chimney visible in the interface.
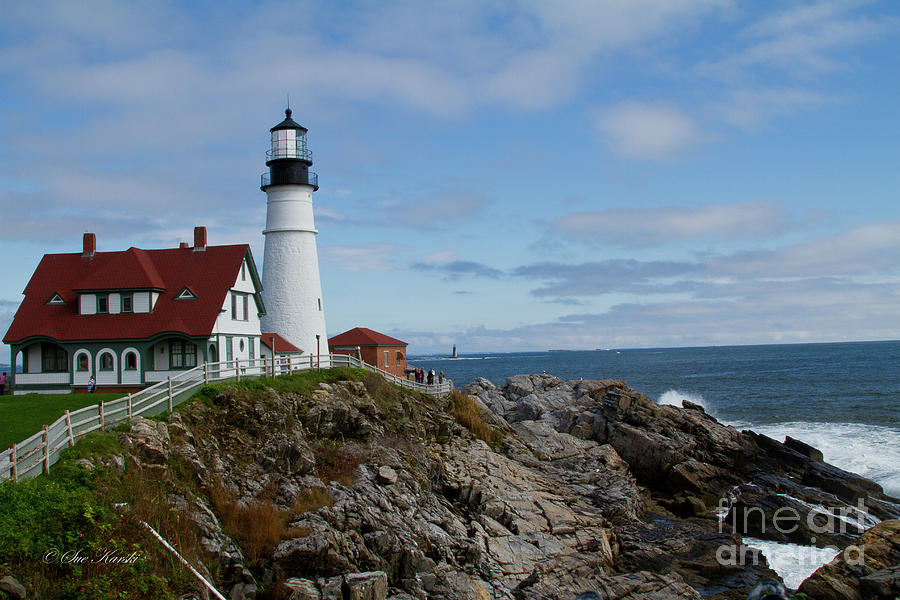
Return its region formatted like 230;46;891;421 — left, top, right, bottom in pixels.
179;242;189;248
82;232;96;257
193;226;207;251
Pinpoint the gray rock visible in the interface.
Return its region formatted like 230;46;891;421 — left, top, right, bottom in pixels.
124;417;170;464
282;578;321;600
0;575;26;600
343;571;388;600
377;466;398;485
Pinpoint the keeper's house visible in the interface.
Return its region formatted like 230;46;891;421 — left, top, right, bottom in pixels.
2;227;266;394
329;327;407;378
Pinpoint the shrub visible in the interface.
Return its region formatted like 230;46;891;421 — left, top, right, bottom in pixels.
0;432;205;599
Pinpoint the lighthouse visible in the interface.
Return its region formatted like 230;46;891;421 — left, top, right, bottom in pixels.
259;109;328;360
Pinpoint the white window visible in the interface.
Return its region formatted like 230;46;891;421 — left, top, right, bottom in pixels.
170;340;197;369
231;292;249;321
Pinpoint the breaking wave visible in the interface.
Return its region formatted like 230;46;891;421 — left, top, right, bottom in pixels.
740;421;900;498
657;389;712;414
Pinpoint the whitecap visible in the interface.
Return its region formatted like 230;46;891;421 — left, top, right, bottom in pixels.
741;537;840;590
744;422;900;498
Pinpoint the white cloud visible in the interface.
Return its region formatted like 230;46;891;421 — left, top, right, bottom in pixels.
597;103;702;160
375;191;490;229
710;221;900;279
550;202;789;245
715;87;828;129
320;244;405;271
698;1;895;80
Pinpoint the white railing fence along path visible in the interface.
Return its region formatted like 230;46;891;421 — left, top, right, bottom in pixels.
1;354;452;483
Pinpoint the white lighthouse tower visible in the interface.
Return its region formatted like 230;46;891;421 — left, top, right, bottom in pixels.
259;109;328;360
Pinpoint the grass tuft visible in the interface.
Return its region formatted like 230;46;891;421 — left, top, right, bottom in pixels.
313;443;364;486
207;479;330;563
449;389;504;447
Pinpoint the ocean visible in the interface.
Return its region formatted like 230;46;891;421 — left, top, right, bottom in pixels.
410;341;900;587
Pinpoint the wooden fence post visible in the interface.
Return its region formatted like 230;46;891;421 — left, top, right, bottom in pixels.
167;377;174;412
203;362;209;385
42;426;50;475
65;410;74;447
99;400;104;428
9;443;16;482
236;361;241;381
127;394;133;420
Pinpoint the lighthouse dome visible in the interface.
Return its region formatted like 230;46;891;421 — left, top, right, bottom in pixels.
270;108;308;134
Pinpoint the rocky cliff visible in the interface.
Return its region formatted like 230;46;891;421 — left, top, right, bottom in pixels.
98;371;900;599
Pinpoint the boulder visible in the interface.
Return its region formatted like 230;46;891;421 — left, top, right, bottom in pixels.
784;436;824;462
283;577;321;599
342;571;388;600
0;575;26;600
799;519;900;600
377;466;398;485
122;417;170;464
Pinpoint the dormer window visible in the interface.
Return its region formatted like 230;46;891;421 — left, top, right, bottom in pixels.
97;294;109;314
47;293;65;305
121;293;133;313
175;287;196;300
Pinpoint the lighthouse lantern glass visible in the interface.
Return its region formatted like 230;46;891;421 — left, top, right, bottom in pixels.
271;128;308;160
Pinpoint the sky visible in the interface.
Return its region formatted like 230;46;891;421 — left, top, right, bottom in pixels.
1;0;899;357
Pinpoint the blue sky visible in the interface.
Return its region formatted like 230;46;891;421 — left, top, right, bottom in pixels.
2;0;899;356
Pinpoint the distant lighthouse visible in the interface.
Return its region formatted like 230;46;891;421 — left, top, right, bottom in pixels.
259;109;328;359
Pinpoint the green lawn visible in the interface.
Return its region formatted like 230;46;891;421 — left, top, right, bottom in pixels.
0;392;126;449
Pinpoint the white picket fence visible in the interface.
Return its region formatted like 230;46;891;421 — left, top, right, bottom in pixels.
0;353;452;483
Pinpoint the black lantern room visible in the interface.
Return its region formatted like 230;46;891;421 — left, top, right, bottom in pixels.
261;109;319;190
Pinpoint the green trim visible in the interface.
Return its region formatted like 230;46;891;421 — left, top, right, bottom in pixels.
243;248;266;316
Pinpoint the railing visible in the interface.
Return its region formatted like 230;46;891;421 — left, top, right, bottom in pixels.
266;147;312;162
0;354;451;483
260;171;318;188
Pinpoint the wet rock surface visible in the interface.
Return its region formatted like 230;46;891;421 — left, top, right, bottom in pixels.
111;372;900;599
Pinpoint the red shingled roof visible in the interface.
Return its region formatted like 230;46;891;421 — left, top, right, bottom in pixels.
3;244;252;343
328;327;407;348
261;332;302;353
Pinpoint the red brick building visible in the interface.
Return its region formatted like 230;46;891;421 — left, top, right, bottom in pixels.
328;327;407;378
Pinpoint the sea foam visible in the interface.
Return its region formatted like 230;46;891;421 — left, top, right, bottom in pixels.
657;389;713;414
745;421;900;498
741;537;840;590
